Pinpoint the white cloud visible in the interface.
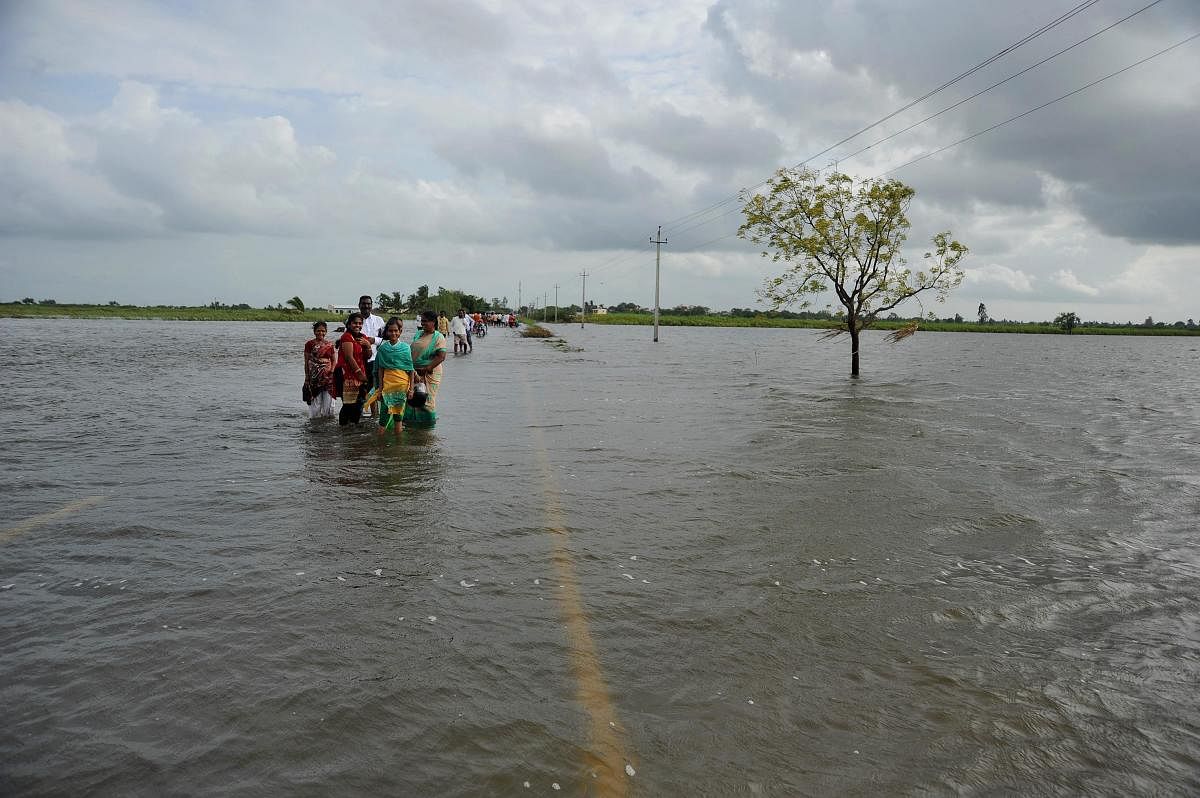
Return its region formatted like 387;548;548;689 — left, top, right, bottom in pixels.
2;1;1199;321
1051;269;1100;297
964;263;1034;293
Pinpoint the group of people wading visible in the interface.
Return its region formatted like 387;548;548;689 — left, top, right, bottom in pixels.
303;295;449;437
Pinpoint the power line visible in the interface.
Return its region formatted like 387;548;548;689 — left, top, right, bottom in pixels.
569;5;1194;303
837;0;1168;167
642;28;1199;304
660;0;1104;233
881;30;1200;177
661;0;1171;249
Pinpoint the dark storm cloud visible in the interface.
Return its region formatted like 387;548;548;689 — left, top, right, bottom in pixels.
433;124;660;201
896;157;1046;212
614;103;783;172
703;0;1200;244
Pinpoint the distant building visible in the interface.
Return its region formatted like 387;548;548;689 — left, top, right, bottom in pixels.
593;305;608;315
327;303;358;315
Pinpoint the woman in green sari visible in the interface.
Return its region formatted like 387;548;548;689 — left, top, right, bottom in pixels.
370;317;415;438
404;309;448;429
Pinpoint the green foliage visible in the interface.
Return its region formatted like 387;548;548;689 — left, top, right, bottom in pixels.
739;167;968;374
1054;311;1080;334
402;286;490;315
519;323;554;338
285;296;306;312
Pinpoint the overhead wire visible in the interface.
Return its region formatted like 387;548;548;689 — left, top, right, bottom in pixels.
658;0;1105;234
659;20;1200;305
666;0;1170;249
567;2;1196;306
837;0;1168;167
880;30;1200;177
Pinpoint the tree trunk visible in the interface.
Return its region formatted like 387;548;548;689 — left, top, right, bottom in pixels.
849;326;860;377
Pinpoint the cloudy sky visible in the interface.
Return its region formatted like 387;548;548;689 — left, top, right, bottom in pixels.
2;0;1197;322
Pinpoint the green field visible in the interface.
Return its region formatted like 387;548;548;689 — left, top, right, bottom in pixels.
4;303;1197;335
0;303;342;322
579;312;1200;336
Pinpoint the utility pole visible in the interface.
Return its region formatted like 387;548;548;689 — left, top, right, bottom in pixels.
554;284;559;323
580;271;588;328
518;281;522;315
543;293;548;322
651;225;668;342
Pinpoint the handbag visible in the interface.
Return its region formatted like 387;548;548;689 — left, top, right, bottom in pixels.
302;382;313;404
409;378;428;408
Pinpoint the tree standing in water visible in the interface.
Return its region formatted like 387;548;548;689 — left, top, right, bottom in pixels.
977;303;989;324
739;168;968;377
1054;311;1080;334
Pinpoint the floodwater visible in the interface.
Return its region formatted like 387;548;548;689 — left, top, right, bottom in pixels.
1;318;1198;797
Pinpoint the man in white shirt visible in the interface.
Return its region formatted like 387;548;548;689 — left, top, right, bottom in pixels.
450;309;469;354
357;295;386;412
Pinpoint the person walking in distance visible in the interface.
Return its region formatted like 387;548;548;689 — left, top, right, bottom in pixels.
450;309;469;354
437;310;450;339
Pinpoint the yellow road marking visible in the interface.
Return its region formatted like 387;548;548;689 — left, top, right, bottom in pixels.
0;495;106;544
527;419;633;796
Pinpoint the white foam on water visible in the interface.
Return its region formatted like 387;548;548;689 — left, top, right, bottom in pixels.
427;615;437;622
622;573;634;580
459;580;475;588
625;764;636;776
552;784;560;791
372;569;383;577
337;576;346;581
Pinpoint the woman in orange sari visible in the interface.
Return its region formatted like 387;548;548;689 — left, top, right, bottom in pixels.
403;309;448;429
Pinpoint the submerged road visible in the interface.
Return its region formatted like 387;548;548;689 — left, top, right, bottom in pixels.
3;318;1199;796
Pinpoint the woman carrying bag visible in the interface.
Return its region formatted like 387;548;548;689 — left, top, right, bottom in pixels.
404;309;448;429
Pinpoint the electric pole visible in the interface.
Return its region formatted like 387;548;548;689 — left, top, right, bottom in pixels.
580;271;588;328
554;284;559;323
518;281;522;315
651;225;668;342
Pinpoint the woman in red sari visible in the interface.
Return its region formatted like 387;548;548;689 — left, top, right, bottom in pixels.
303;321;337;418
336;312;372;426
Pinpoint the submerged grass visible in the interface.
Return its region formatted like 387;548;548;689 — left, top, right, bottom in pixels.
520;323;555;338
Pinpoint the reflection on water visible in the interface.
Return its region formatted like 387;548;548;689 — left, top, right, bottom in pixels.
1;319;1199;796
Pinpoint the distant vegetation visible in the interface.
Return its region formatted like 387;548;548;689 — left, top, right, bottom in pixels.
573;309;1200;336
0;301;331;321
4;298;1197;335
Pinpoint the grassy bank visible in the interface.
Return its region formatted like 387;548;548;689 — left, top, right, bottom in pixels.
0;303;339;322
519;323;554;338
576;312;1200;336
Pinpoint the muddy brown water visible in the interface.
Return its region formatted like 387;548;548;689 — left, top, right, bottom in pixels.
2;318;1198;796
